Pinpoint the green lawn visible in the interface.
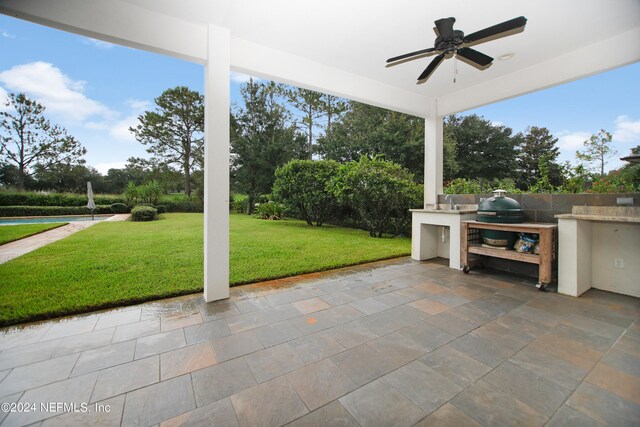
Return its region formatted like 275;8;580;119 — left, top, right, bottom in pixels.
0;223;67;246
0;213;410;325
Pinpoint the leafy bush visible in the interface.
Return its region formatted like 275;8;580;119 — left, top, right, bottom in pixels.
231;194;248;213
131;205;158;222
0;205;112;217
255;201;285;220
330;156;421;237
444;178;522;194
110;203;129;213
0;191;124;207
138;180;164;205
273;160;339;226
154;204;167;214
124;181;139;207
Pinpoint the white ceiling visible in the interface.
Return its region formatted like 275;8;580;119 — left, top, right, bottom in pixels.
1;0;639;116
119;0;640;98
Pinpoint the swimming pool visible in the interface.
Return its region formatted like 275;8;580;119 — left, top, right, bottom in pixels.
0;215;113;225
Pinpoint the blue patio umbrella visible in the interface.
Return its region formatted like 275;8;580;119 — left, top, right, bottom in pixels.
87;181;96;220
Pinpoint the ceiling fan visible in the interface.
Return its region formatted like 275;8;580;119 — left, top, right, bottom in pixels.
387;16;527;83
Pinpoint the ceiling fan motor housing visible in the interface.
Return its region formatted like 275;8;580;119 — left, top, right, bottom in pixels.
435;30;465;53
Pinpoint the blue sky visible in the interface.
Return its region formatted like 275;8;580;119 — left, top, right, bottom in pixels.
1;15;638;174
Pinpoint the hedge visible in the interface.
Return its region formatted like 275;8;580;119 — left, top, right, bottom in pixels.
0;205;112;217
131;206;158;222
0;191;203;212
0;192;125;207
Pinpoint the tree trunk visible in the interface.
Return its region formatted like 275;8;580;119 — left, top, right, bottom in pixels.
184;164;192;197
308;121;313;160
17;167;25;192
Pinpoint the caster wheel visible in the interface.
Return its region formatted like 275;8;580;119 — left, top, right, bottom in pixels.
463;266;470;274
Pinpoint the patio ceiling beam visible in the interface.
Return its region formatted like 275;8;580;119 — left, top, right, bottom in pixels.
439;26;640;115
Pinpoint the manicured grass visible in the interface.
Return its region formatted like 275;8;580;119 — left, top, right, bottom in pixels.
0;223;67;246
0;213;410;325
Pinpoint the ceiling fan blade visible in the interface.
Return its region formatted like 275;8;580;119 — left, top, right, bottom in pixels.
387;47;436;63
434;17;456;39
418;54;445;81
457;47;493;67
464;16;527;44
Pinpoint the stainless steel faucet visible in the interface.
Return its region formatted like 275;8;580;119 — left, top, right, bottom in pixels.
445;194;458;210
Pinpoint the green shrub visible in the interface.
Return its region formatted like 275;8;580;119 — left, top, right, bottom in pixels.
0;205;112;217
131;206;158;222
330;156;422;238
255;201;285;220
110;203;129;213
231;194;248;213
154;204;167;214
272;160;339;226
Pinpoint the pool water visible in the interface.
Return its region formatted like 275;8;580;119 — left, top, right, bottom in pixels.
0;215;112;225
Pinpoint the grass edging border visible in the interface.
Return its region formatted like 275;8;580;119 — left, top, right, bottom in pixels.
0;222;68;246
1;254;411;328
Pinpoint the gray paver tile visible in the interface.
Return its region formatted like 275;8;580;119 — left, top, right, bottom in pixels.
244;343;304;384
414;402;481;427
348;297;390;315
285;400;359;427
94;309;141;330
200;300;241;321
254;320;303;348
159;397;239;427
91;356;159;403
420;345;491;387
41;316;99;341
0;340;58;371
191;357;257;407
567;382;640;427
0;353;79;397
546;405;606;427
331;344;406;386
287;358;357;411
451;380;547;427
183;319;231;345
510;344;588;390
160;342;217;380
52;327;116;357
211;330;263;362
121;374;196;426
483;361;572;416
3;373;98;426
324;320;378;349
339;378;425;427
112;319;160;343
383;360;462;414
230;376;308;427
134;329;186;359
289;332;345;365
449;333;515;367
71;340;136;377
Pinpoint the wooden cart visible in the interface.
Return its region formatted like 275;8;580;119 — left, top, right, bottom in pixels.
461;220;557;290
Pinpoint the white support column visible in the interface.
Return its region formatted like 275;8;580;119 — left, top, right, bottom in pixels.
424;98;443;207
203;25;230;302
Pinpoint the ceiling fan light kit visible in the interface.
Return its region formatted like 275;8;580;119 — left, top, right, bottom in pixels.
387;16;527;83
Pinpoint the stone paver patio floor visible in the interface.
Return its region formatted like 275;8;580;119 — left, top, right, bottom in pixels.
0;257;639;426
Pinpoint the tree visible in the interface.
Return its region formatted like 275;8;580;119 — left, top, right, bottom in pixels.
0;93;86;191
576;129;617;177
32;163;104;193
272;159;339;226
515;126;562;189
287;88;325;159
320;94;348;138
318;101;433;181
446;114;518;181
231;80;304;213
130;86;204;197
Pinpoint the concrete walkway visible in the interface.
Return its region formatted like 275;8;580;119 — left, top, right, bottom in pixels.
0;214;130;264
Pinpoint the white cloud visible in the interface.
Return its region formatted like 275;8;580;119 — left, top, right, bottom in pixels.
613;115;640;143
82;37;115;49
1;29;15;39
556;130;591;150
0;62;114;123
85;98;150;143
230;71;260;84
94;162;126;174
490;120;504;128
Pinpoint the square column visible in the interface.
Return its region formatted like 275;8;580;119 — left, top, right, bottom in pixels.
424;98;443;207
204;25;231;302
